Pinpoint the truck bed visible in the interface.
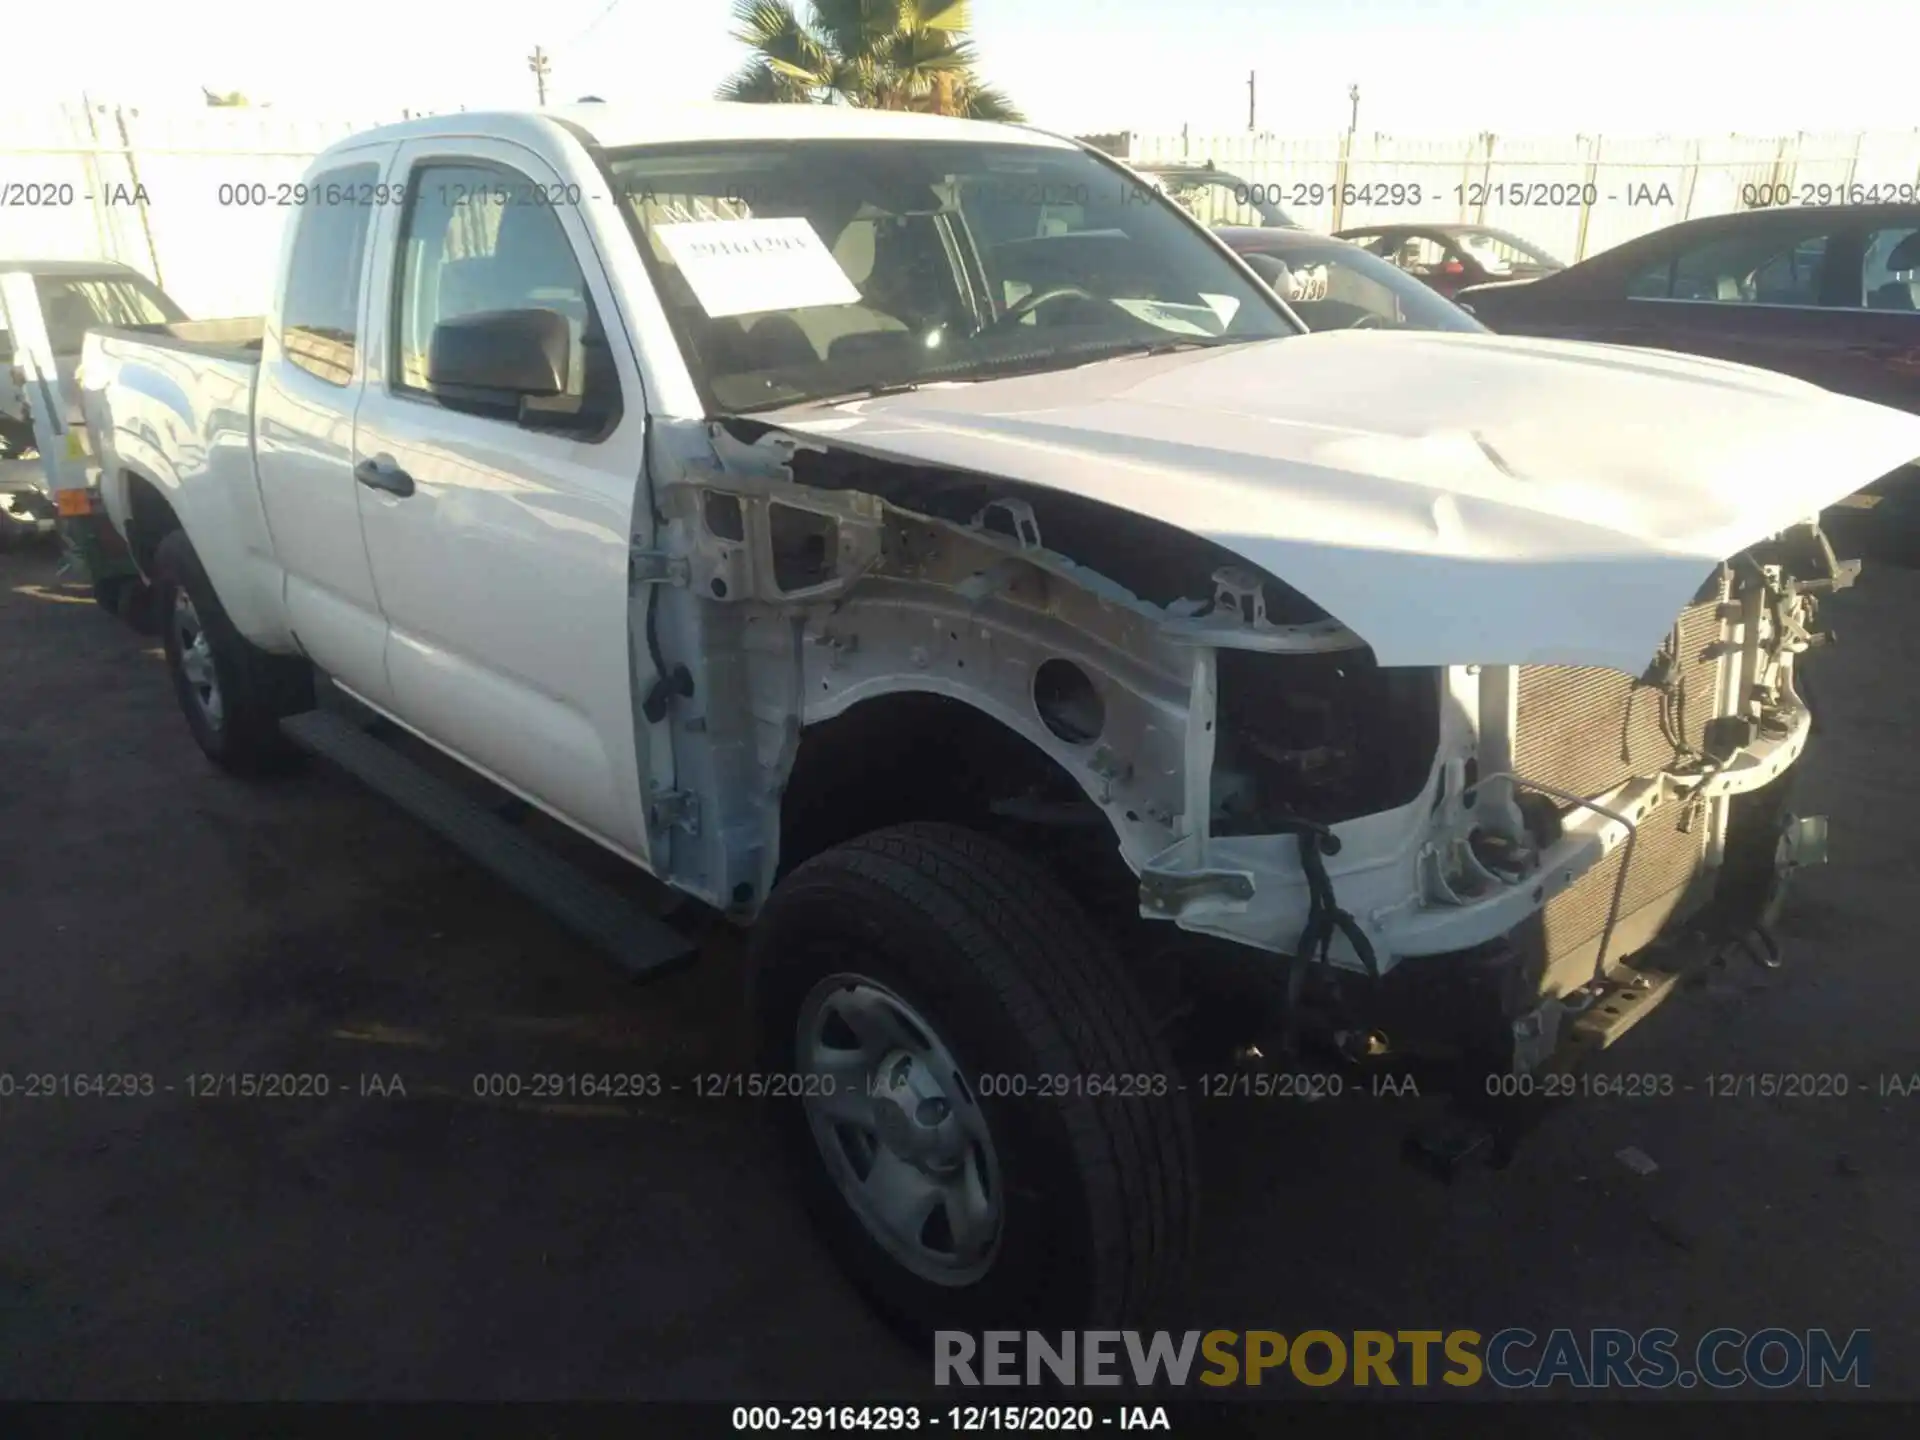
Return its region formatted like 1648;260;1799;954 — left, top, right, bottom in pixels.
91;317;265;361
81;321;267;605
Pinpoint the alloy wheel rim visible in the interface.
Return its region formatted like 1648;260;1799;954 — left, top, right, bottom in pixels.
171;589;224;730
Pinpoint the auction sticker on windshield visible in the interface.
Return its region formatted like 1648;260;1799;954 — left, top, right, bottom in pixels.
1110;298;1228;336
654;217;862;319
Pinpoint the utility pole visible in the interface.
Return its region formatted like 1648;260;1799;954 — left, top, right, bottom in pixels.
528;46;551;106
1246;71;1256;132
1348;83;1360;137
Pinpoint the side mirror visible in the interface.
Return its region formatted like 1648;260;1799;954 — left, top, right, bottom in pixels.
426;308;569;408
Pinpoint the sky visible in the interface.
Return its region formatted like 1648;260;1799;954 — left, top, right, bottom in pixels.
7;0;1917;138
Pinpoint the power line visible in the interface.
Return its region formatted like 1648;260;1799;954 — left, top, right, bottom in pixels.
529;0;622;108
554;0;625;55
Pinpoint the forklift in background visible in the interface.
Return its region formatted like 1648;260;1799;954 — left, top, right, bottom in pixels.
0;268;150;625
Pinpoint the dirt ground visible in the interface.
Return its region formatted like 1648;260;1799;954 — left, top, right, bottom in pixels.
1;537;1916;1401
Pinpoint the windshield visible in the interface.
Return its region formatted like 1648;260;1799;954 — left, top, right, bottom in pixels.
1245;242;1486;333
1142;170;1298;231
605;140;1298;413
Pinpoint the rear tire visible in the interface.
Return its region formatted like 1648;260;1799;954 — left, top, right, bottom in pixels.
153;529;311;775
91;574;155;631
750;822;1196;1340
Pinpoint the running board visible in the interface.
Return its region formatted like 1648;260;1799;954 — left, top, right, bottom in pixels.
280;710;697;980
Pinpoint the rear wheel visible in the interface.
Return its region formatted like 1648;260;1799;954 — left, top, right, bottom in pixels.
153;529;311;775
91;574;156;631
751;822;1196;1339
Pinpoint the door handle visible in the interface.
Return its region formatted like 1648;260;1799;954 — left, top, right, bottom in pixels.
354;456;415;498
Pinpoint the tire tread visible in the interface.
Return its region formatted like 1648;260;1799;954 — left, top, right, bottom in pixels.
774;821;1196;1326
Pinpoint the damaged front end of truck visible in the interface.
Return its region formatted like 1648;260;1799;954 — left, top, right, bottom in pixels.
632;383;1874;1167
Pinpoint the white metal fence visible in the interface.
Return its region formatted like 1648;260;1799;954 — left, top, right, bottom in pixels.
1107;129;1920;262
0;104;419;317
5;104;1920;317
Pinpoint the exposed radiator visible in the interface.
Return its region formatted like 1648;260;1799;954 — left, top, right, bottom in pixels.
1537;801;1710;963
1514;580;1730;801
1513;572;1731;968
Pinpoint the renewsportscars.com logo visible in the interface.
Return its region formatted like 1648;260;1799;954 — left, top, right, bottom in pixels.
934;1328;1872;1390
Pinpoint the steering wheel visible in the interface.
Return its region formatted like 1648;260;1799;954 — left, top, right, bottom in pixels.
979;285;1099;336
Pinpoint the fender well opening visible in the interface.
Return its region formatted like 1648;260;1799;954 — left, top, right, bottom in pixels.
778;691;1139;918
121;471;181;574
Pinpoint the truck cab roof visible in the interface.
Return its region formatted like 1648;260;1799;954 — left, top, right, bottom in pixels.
0;258;149;277
315;103;1079;165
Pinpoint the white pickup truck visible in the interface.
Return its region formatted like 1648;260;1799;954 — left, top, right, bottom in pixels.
81;103;1920;1337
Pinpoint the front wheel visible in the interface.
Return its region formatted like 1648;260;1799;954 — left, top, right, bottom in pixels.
153;529;311;775
750;822;1196;1339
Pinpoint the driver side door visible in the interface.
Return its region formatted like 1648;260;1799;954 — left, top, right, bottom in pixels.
350;140;659;861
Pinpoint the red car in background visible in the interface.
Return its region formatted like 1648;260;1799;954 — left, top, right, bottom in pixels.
1333;223;1566;298
1213;227;1486;333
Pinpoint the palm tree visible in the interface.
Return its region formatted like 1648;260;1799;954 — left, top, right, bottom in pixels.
717;0;1023;122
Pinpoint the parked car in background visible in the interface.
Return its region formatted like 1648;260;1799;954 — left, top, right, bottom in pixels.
1214;228;1485;332
1134;160;1304;232
1454;204;1920;554
0;260;180;599
1453;205;1920;412
1335;223;1566;298
2;259;186;458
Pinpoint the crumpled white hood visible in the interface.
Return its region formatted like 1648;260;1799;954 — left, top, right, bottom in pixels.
767;329;1920;672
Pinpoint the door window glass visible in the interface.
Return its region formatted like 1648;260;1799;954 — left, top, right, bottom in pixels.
393;164;618;433
1862;226;1920;311
1661;223;1838;305
1626;252;1675;298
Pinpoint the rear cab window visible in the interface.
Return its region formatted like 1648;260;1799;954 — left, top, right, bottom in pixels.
279;161;381;385
34;273;182;352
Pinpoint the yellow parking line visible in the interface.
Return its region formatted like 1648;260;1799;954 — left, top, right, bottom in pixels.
10;585;93;604
329;1023;446;1049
